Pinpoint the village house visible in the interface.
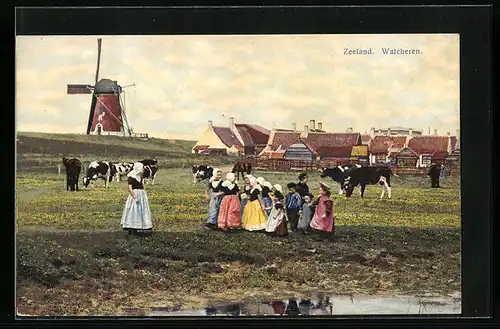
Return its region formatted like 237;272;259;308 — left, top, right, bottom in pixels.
395;129;458;169
259;120;365;165
192;117;270;156
368;127;409;165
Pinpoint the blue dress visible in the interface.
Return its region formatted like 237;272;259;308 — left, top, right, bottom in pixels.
206;180;223;225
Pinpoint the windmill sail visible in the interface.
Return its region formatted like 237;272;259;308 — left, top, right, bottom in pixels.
86;38;103;135
86;95;98;135
67;84;93;94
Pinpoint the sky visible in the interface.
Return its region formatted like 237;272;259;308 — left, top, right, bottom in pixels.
16;34;460;140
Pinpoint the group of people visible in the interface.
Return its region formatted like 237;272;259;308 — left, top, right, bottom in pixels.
204;169;336;239
118;163;336;239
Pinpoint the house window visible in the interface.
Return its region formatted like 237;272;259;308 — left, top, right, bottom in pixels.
421;155;432;167
397;158;417;167
376;154;386;163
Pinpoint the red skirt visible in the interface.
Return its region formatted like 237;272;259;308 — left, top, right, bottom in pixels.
218;195;241;229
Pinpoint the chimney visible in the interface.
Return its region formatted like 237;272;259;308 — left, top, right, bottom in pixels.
317;122;323;131
409;128;413;136
378;129;382;135
304;125;309;133
309;120;316;131
229;117;235;127
447;132;451;136
208;120;213;128
434;129;438;136
456;129;460;149
387;128;391;136
347;127;353;133
292;122;296;131
370;127;375;138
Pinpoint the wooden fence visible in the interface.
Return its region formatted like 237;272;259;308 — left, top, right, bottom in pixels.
252;158;460;177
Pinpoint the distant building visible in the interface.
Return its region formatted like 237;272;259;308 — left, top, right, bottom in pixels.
192;117;270;156
370;126;423;136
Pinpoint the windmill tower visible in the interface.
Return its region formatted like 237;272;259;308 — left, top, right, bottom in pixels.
66;38;135;136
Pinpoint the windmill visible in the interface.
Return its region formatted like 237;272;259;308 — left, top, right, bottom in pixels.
67;38;135;136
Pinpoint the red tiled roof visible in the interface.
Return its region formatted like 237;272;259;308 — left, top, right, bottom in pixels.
299;139;319;156
237;124;271;145
268;131;301;151
234;125;254;146
212;126;241;148
369;135;407;154
361;134;372;144
305;133;360;156
407;136;449;156
305;132;361;150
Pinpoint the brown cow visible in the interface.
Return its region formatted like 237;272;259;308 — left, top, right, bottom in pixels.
232;160;252;180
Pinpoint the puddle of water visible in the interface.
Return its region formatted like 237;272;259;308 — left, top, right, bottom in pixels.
142;294;461;316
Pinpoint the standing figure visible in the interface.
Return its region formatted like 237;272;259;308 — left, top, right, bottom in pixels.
218;172;242;231
121;162;153;236
239;174;252;223
205;168;224;229
265;187;288;237
285;183;302;232
257;177;273;216
242;176;268;231
309;182;335;239
295;172;310;199
427;163;442;188
298;193;314;234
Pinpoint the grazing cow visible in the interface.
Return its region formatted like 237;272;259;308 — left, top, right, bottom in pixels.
143;164;158;185
140;158;158;166
62;157;82;192
192;165;214;183
319;164;362;195
112;162;134;182
344;166;398;199
232;160;252;180
82;161;114;188
427;163;443;188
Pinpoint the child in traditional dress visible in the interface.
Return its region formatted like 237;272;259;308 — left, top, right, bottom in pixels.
265;187;288;237
239;174;252;222
218;172;241;231
204;168;224;230
285;182;302;232
121;162;153;236
242;176;268;231
309;182;335;240
298;193;314;234
258;178;273;216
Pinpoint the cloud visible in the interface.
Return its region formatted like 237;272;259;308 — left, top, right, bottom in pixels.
16;34;460;140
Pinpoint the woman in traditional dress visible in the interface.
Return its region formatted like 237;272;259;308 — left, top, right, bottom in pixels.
242;176;268;231
265;187;288;237
121;162;153;236
239;174;252;222
204;168;224;229
309;182;335;239
260;179;273;216
218;172;241;231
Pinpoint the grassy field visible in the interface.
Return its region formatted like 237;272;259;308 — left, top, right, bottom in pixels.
15;133;461;316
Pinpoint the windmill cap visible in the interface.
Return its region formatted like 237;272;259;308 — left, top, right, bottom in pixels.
94;78;121;94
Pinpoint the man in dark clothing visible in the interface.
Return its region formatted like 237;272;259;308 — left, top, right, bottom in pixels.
427;163;442;188
295;172;310;201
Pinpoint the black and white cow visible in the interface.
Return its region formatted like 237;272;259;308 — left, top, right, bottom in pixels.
344;166;398;199
192;165;214;183
112;162;134;182
319;164;362;195
143;164;158;185
82;161;115;188
140;158;158;166
62;157;82;192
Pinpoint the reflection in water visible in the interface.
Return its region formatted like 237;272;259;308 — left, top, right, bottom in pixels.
144;294;461;316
